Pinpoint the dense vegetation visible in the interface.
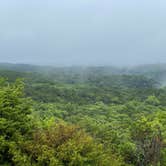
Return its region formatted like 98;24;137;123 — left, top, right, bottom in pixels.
1;63;166;166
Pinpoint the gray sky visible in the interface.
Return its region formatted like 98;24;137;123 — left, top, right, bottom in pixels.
0;0;166;66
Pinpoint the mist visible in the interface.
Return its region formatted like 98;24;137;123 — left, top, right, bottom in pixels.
0;0;166;66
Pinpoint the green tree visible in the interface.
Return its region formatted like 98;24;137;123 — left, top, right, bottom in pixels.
0;78;33;165
131;116;162;166
25;122;124;166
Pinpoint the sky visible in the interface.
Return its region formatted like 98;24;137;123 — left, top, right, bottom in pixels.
0;0;166;66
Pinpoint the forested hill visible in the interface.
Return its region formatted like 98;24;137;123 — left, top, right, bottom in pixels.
1;63;166;165
0;63;166;84
0;63;162;104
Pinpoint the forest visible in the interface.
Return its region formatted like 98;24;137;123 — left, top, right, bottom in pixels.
1;63;166;166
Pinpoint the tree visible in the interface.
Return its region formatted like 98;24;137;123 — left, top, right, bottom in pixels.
24;122;124;166
0;78;33;165
131;115;162;166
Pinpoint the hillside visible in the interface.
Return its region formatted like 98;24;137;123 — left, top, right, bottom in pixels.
0;63;166;165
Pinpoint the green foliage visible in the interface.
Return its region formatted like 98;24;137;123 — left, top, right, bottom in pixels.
131;115;162;166
23;122;124;166
0;64;166;166
145;95;160;106
0;79;33;165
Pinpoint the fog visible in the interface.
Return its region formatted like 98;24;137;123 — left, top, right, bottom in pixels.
0;0;166;66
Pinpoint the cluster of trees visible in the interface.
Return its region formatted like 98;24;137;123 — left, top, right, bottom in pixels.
33;100;166;166
1;64;166;165
0;79;124;165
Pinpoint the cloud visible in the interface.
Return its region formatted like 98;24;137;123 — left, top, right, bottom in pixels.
0;0;165;66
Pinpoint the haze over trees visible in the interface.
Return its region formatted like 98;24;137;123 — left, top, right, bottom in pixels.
0;63;166;166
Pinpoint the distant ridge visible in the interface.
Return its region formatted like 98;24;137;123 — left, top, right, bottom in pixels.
0;63;166;79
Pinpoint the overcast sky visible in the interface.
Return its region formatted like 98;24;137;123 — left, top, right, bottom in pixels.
0;0;166;66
